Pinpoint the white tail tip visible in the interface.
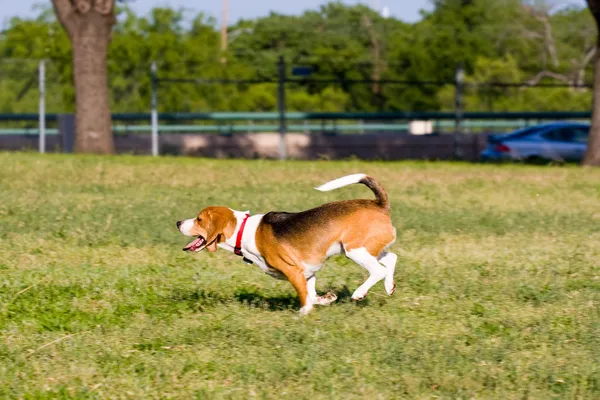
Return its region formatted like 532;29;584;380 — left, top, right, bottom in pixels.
315;173;367;192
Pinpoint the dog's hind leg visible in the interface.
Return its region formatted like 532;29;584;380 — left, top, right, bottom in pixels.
345;247;388;301
378;252;397;296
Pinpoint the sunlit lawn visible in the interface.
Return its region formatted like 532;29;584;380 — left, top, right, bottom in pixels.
1;152;599;399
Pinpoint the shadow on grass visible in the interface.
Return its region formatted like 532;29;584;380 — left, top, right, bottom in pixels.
168;285;366;313
234;288;300;311
233;285;368;311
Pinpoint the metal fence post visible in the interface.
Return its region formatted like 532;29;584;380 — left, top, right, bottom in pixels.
277;55;288;160
58;114;76;153
151;62;159;156
454;62;465;159
38;60;46;154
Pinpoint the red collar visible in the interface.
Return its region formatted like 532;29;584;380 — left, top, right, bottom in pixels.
234;214;251;257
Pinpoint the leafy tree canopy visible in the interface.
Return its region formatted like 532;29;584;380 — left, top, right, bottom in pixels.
0;0;594;113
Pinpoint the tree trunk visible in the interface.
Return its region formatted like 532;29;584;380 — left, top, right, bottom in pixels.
362;16;382;95
584;0;600;166
584;44;600;165
52;0;115;154
72;13;114;154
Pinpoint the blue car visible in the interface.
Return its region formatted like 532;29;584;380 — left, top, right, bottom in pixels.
480;122;590;163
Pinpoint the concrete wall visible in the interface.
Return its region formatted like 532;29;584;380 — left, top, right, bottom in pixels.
0;132;489;161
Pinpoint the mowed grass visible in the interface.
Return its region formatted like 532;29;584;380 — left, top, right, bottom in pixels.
1;152;599;399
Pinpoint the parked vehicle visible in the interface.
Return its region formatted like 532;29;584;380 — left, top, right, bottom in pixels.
480;122;589;163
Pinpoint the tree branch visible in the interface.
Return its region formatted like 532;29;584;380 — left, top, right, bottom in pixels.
94;0;115;15
74;0;92;14
361;15;382;94
573;47;596;89
51;0;75;29
525;70;572;86
521;30;543;40
522;2;559;68
537;14;559;68
583;46;597;68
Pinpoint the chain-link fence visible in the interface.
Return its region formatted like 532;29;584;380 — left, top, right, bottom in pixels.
0;59;71;150
0;56;593;158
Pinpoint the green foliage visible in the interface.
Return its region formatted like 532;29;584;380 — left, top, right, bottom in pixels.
1;153;600;397
0;1;594;114
438;55;593;111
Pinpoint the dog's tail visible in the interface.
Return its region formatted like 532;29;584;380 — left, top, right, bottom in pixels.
315;173;389;210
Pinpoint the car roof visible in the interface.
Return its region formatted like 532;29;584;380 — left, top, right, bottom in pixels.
498;122;590;140
527;121;589;129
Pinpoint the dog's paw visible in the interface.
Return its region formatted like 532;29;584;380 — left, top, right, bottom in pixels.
351;291;367;301
316;291;337;306
299;304;313;315
385;281;396;296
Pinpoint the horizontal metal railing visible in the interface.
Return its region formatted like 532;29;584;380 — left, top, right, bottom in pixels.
0;111;590;136
0;111;591;122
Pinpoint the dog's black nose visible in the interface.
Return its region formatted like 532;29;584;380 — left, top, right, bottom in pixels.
176;221;182;229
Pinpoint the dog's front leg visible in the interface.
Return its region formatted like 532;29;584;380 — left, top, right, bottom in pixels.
270;261;311;314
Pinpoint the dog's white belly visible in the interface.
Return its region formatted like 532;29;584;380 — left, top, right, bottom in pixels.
326;242;343;257
301;243;343;278
302;262;322;278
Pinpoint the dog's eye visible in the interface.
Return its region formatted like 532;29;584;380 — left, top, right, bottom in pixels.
196;217;201;222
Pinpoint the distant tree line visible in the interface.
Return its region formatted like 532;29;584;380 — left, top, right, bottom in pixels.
0;0;595;115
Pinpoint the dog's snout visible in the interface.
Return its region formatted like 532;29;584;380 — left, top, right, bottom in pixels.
176;221;182;229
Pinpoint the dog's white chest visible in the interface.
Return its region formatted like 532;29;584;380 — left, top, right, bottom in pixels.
227;213;286;280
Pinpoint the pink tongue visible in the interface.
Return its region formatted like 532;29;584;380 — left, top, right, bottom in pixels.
184;237;204;251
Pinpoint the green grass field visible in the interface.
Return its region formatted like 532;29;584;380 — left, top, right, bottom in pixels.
1;152;599;399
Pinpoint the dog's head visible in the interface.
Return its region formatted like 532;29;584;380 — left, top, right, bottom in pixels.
176;206;236;253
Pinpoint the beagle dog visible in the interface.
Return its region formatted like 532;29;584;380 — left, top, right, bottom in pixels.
176;174;397;314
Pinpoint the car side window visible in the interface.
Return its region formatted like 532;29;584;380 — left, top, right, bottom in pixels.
542;127;588;143
542;129;567;142
571;128;589;144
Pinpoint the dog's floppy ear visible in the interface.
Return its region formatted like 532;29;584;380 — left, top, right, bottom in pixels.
204;207;235;252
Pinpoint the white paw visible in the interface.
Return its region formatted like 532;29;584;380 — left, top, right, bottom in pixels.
351;290;367;301
316;291;337;306
385;280;396;296
299;304;313;315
